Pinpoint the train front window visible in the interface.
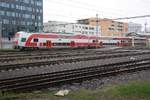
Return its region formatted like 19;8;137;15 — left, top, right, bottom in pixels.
21;38;26;42
33;38;39;42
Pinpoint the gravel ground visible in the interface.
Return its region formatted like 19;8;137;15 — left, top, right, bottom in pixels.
57;69;150;91
0;54;150;80
1;48;150;100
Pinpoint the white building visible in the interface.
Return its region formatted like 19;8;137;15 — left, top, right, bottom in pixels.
145;27;150;33
43;21;101;36
128;22;142;33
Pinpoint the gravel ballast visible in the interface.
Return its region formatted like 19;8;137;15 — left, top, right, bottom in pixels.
58;69;150;91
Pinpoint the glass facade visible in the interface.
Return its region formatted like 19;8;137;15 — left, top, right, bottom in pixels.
0;0;43;37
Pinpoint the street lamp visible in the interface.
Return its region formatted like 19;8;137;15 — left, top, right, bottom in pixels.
0;18;3;49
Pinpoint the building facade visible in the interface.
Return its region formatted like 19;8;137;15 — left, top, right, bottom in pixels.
0;0;43;37
128;22;142;33
78;18;128;37
146;28;150;33
44;21;68;33
44;21;101;36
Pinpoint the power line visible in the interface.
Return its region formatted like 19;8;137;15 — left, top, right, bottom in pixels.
58;0;124;12
44;10;150;20
44;13;80;19
44;0;125;17
43;12;80;22
44;1;97;21
43;3;101;22
44;0;150;21
44;0;103;12
44;12;150;24
113;15;150;20
43;2;150;23
44;7;94;19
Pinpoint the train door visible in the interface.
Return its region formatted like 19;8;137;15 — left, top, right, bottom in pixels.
121;40;124;46
70;41;75;47
99;41;103;47
46;40;52;48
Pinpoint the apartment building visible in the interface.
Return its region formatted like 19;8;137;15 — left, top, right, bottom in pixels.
44;21;101;36
78;18;128;37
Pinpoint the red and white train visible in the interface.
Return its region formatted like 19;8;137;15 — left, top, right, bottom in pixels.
13;31;148;50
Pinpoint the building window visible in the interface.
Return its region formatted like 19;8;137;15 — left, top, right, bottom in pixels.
111;24;115;27
108;28;114;31
3;19;9;24
118;29;123;32
85;27;88;29
0;2;10;8
89;27;94;30
0;10;5;15
118;25;123;28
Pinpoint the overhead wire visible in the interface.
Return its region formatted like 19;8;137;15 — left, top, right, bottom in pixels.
44;0;150;23
57;0;125;13
114;15;150;20
44;0;126;18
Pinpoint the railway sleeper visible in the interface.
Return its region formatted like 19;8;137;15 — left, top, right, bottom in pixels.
0;52;150;71
1;60;150;92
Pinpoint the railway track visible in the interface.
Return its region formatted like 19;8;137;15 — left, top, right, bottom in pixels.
0;50;134;60
0;48;150;93
0;50;137;64
0;56;150;92
0;48;87;54
0;48;100;55
0;51;149;71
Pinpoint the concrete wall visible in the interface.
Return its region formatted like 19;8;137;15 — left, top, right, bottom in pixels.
0;38;13;49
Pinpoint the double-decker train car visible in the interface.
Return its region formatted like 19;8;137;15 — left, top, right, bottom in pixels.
13;31;148;50
133;37;148;47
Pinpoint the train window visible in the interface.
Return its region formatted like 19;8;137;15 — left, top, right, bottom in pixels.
34;38;39;42
93;40;96;43
58;43;61;46
43;43;46;46
21;38;26;42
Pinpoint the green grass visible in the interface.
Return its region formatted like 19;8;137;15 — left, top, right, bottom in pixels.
116;81;150;96
0;81;150;100
68;89;100;100
0;49;16;52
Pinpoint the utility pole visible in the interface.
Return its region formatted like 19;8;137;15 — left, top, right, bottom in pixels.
145;21;147;33
132;37;135;47
0;18;2;49
96;14;99;48
96;14;99;37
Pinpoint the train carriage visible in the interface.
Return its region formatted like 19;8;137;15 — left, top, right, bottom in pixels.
13;31;148;50
133;37;148;47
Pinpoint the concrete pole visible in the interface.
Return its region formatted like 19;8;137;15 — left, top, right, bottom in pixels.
145;22;147;33
96;14;99;48
132;37;135;47
0;18;2;49
146;38;149;47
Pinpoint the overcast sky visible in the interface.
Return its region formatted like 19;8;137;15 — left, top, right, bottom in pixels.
43;0;150;28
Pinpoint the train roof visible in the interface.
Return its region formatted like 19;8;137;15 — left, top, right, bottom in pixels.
16;31;147;40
